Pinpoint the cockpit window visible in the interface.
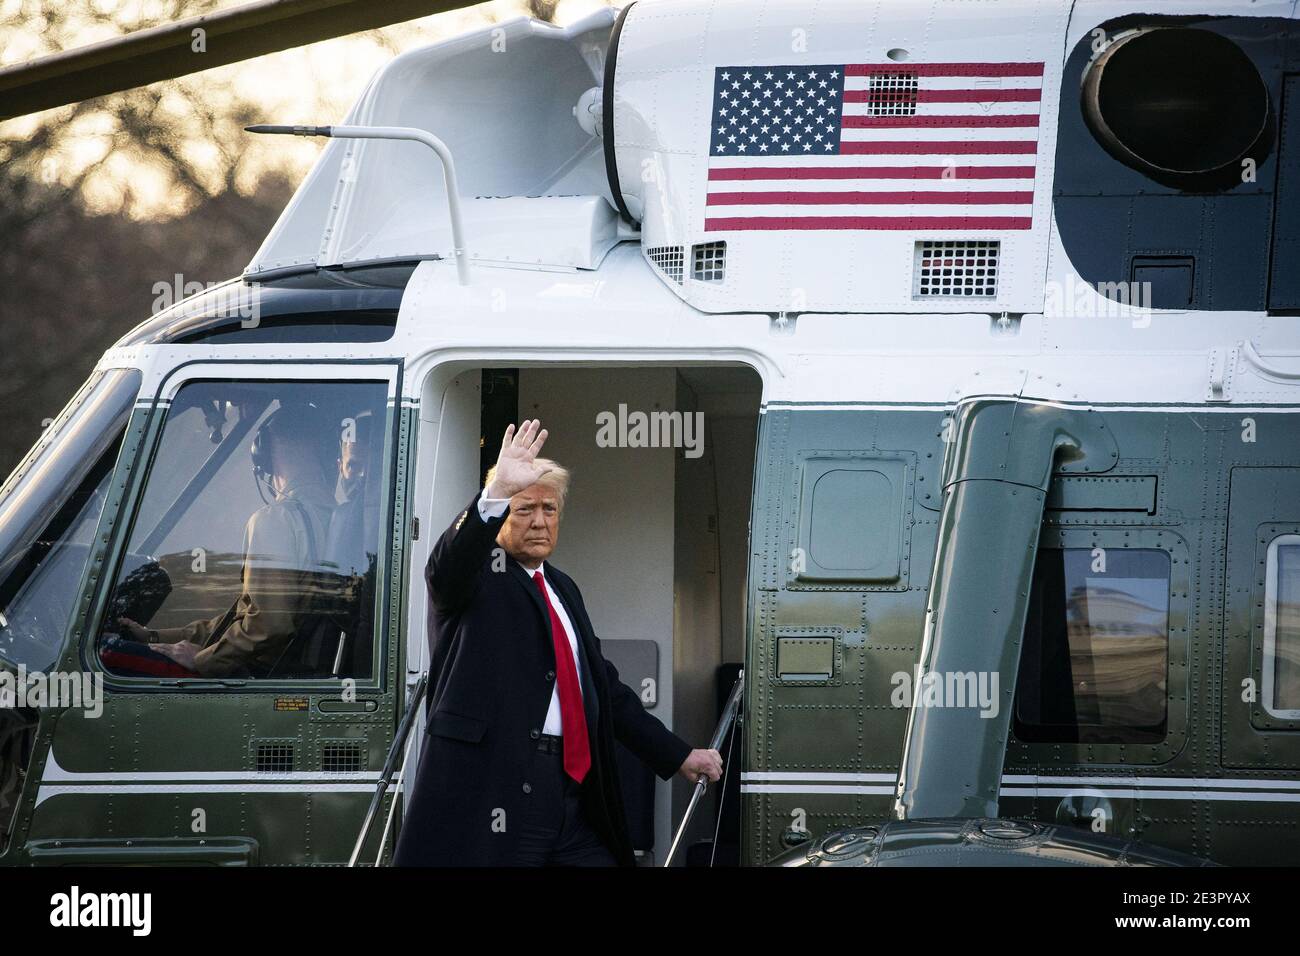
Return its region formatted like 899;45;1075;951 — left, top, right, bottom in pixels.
1014;547;1170;744
98;379;389;682
0;369;140;671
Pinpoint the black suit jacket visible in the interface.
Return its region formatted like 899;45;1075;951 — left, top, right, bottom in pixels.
393;491;691;866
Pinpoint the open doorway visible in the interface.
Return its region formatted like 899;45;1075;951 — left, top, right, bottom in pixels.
414;363;762;864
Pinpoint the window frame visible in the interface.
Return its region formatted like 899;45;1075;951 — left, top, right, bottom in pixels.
1007;526;1190;767
1262;533;1300;720
83;361;403;693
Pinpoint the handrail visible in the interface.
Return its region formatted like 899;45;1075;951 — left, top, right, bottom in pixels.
348;671;428;867
664;670;743;867
372;720;419;865
246;124;472;285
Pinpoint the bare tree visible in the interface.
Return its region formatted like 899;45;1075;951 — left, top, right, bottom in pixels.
0;0;583;474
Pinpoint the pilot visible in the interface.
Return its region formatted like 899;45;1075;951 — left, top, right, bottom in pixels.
327;410;376;583
113;403;337;678
336;410;372;507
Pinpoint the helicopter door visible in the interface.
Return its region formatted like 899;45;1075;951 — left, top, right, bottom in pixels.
21;364;405;865
408;363;761;864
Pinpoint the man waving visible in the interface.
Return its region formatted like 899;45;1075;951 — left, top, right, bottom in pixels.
395;420;722;866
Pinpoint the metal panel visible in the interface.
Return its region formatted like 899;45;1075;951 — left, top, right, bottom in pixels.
776;635;837;682
789;452;914;588
1045;474;1158;513
600;638;660;710
611;0;1069;314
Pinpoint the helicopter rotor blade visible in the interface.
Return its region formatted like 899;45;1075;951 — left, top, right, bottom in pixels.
0;0;476;122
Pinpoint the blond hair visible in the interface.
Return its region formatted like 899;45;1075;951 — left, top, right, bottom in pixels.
484;457;571;509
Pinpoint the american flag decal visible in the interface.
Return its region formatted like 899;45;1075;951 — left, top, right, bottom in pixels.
706;62;1044;232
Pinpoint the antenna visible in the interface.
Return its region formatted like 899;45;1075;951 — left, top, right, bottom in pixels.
246;124;472;285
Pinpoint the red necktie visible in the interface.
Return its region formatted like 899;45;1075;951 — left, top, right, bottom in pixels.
532;571;591;783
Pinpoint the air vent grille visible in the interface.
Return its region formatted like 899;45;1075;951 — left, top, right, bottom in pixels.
866;70;919;116
647;245;685;284
913;240;1000;298
691;241;727;282
255;741;295;773
322;741;365;773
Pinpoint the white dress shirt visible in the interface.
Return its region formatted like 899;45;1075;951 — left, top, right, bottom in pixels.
477;493;583;736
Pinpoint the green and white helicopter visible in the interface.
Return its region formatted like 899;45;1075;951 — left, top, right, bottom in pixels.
1;0;1298;867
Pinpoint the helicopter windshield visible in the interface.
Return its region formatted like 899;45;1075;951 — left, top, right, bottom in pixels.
0;368;141;671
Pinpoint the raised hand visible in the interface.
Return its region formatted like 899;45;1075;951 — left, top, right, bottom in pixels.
484;419;552;500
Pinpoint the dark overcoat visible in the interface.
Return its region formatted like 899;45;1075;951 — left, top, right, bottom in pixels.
393;492;690;866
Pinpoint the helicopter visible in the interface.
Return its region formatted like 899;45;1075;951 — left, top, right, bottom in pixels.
2;0;1300;867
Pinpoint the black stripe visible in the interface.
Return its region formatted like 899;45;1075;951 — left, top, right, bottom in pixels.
602;1;637;226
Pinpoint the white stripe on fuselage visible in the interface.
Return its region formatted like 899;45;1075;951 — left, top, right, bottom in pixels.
34;749;383;807
740;771;1300;802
